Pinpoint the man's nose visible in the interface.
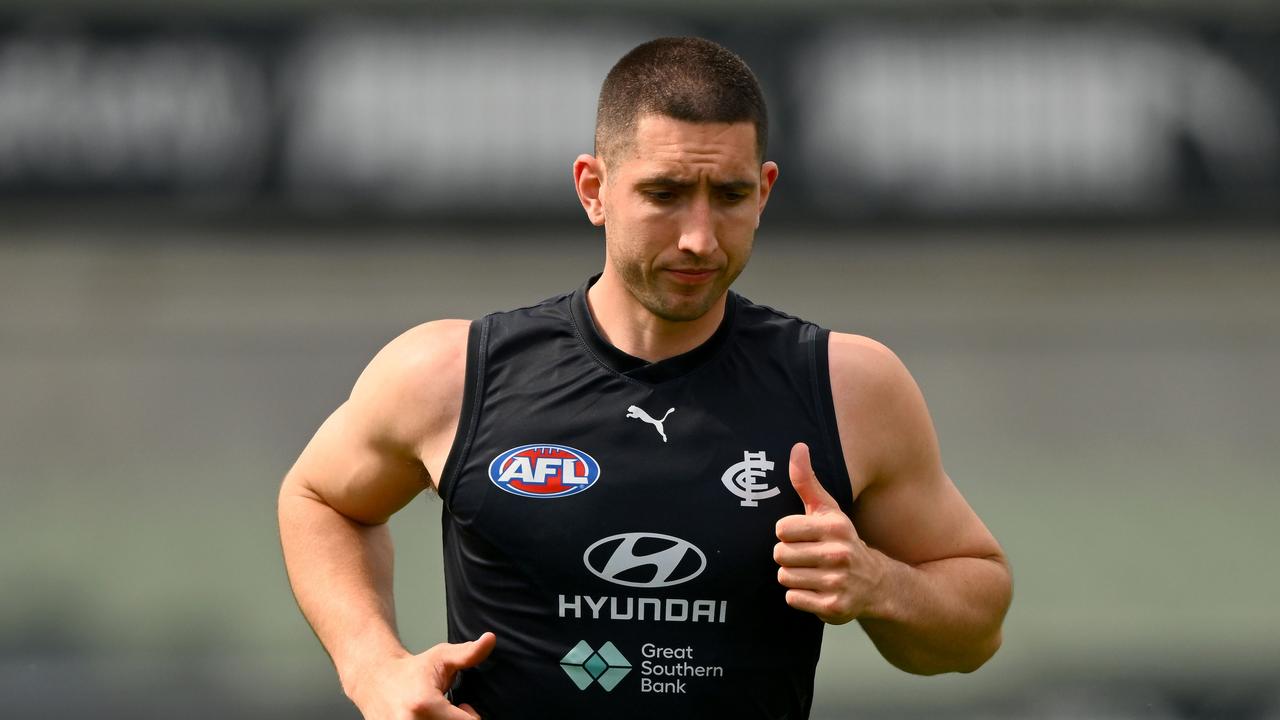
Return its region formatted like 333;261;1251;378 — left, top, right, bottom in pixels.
676;196;718;256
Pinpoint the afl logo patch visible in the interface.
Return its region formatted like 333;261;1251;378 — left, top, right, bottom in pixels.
488;444;601;499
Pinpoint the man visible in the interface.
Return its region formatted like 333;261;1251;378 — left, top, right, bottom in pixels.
279;37;1011;719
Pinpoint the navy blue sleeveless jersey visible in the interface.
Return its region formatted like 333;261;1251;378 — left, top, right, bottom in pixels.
438;276;853;719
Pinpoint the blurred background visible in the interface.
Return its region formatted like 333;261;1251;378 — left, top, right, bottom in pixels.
1;1;1277;718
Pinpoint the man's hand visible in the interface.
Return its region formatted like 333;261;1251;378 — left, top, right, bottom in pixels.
345;633;497;720
774;443;886;625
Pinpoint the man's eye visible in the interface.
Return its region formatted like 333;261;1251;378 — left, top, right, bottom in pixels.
722;192;748;203
646;191;675;202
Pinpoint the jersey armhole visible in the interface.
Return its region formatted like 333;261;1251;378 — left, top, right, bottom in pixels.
808;325;855;513
437;317;488;507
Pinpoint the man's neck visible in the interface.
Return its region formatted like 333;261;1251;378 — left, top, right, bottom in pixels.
586;271;727;363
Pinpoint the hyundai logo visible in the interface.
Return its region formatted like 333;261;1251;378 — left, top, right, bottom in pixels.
583;533;707;588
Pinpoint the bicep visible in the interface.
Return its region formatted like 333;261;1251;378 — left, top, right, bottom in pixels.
284;399;429;526
853;468;1001;567
281;320;468;526
832;333;1003;566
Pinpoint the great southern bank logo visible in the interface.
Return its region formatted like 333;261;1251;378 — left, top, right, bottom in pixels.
560;640;631;691
488;444;600;498
584;533;706;588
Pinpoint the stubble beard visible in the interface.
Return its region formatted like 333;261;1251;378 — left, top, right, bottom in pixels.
613;253;745;323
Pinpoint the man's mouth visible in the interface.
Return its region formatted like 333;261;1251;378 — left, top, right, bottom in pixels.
664;268;718;284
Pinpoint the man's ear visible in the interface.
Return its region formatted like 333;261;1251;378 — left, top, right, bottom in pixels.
573;154;606;227
756;160;779;229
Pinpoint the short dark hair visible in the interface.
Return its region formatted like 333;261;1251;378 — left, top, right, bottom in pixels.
595;37;768;165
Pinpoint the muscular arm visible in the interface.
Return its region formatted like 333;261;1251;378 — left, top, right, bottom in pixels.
837;333;1010;674
278;320;491;717
777;333;1011;675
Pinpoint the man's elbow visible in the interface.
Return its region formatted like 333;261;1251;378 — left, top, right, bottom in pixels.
944;556;1012;674
883;628;1003;676
867;553;1013;675
948;566;1012;674
952;628;1002;674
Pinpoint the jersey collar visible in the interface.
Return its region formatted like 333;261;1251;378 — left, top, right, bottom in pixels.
570;274;737;384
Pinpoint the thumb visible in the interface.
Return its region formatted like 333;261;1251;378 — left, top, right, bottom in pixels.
439;632;497;673
789;443;837;515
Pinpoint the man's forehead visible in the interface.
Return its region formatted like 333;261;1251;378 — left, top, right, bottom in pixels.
633;113;755;136
607;114;752;155
610;117;759;178
632;115;755;148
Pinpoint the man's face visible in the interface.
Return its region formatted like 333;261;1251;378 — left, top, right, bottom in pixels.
592;114;778;323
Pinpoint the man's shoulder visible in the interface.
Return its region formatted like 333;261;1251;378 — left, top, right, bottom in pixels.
732;293;815;328
489;289;576;318
827;331;936;484
828;332;904;377
480;289;577;338
828;331;919;407
375;319;472;380
731;297;890;363
340;319;474;482
354;320;471;427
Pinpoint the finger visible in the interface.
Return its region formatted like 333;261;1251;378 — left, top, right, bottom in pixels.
433;703;484;720
775;515;823;543
783;587;828;617
777;564;848;590
773;541;825;567
789;443;838;515
439;632;497;673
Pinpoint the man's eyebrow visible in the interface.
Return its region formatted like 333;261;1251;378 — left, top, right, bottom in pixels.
713;179;758;192
634;175;696;188
633;176;757;191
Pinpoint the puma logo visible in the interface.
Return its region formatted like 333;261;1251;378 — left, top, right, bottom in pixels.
626;405;675;443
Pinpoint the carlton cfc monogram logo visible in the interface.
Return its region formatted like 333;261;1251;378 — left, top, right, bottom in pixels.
488;444;601;498
721;451;779;507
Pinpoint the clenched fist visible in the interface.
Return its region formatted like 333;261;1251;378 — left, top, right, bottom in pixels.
774;443;885;625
